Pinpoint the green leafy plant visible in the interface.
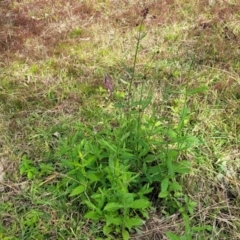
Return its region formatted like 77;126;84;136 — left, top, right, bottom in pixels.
20;155;39;180
47;14;202;239
56;120;153;239
17;28;200;240
55;91;199;239
20;155;54;180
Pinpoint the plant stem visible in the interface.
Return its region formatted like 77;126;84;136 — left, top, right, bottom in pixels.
126;22;144;113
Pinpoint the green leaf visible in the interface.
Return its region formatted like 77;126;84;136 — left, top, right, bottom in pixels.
147;166;162;182
187;201;197;215
124;217;143;230
129;199;150;209
27;171;33;179
103;202;123;212
138;184;153;196
185;136;199;144
161;177;169;192
115;91;126;98
142;162;147;173
103;225;113;235
144;154;156;163
158;190;169;198
173;161;191;174
85;155;98;166
165;129;177;140
140;208;149;219
120;152;135;161
166;231;184;240
99;139;116;152
180;104;189;117
192;225;212;231
123;193;135;205
122;229;130;240
142;92;152;108
152;126;163;135
91;192;105;209
106;215;122;226
187;86;208;95
69;185;85;196
169;182;182;192
108;156;116;174
86;172;102;182
177;136;199;149
84;211;101;220
84;200;97;210
120;132;130;142
148;165;161;174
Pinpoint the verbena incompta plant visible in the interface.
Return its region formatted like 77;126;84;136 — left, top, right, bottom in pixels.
50;10;200;240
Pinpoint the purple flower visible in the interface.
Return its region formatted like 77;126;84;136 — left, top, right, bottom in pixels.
104;74;114;93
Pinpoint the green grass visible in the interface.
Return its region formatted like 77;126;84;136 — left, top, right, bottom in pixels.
1;0;240;239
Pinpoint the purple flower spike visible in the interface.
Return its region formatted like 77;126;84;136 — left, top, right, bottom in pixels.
104;74;114;93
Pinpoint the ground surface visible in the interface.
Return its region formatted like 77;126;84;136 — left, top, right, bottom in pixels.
0;0;240;239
